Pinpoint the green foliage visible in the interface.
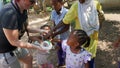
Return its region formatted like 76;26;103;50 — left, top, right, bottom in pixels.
3;0;11;4
46;7;53;12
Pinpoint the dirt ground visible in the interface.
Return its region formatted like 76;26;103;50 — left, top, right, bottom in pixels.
22;9;120;68
96;10;120;68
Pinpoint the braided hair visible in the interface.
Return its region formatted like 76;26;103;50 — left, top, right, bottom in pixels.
72;29;91;49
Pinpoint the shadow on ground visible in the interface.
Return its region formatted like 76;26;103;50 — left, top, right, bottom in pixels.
95;20;120;68
99;20;120;42
104;9;120;14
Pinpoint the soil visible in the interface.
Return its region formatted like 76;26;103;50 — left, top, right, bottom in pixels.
96;9;120;68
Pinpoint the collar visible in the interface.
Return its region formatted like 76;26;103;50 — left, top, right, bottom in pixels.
56;6;64;15
11;1;22;15
59;6;64;14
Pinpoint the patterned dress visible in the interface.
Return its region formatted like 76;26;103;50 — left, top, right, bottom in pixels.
62;40;92;68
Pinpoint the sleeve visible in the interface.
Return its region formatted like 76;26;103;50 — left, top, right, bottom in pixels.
63;2;77;24
95;1;102;11
1;9;18;29
83;51;92;63
62;40;68;52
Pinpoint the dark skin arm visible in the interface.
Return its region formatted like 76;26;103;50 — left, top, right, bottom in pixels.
53;21;68;31
85;62;89;68
47;21;70;38
53;23;69;38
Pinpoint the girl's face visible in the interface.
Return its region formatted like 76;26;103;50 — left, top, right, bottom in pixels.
79;0;85;3
42;27;51;36
67;33;79;49
51;0;62;12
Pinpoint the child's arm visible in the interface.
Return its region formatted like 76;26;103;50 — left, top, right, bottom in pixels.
83;51;91;68
50;38;62;43
85;62;89;68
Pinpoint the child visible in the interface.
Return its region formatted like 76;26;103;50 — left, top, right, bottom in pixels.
29;25;58;68
51;0;70;66
62;29;92;68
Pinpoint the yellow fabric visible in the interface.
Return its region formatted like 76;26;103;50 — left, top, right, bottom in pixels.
63;1;101;58
63;2;80;29
94;0;102;11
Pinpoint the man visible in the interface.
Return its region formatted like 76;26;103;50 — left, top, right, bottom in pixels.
0;0;46;68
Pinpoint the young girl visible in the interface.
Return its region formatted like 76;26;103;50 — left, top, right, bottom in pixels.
62;29;92;68
29;25;58;68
